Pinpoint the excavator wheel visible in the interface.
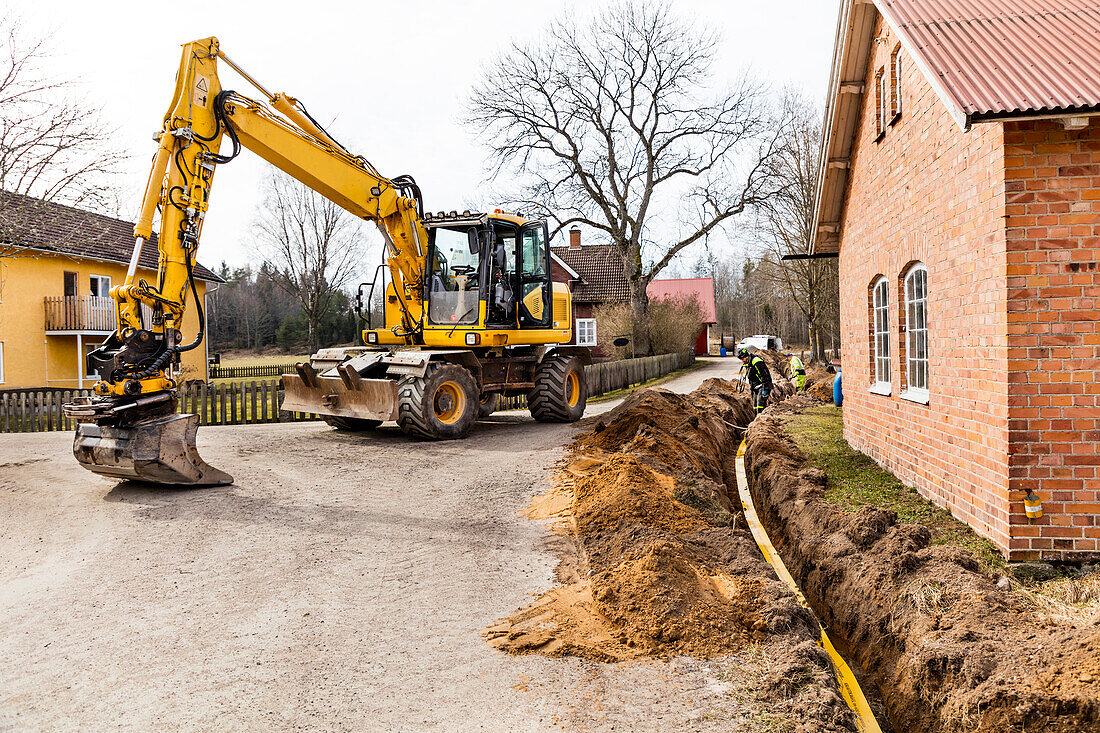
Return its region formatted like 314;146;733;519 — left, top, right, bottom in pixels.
478;392;501;419
528;355;587;423
322;415;383;431
397;363;478;439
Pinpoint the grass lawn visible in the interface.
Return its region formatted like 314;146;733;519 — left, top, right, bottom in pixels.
784;404;1004;572
217;353;310;368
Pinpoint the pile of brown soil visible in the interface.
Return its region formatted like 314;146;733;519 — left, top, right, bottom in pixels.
744;395;1100;732
806;371;835;402
486;377;858;731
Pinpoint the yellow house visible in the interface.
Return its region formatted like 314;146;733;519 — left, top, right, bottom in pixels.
0;191;223;391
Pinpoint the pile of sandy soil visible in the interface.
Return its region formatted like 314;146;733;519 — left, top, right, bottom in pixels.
806;370;835;402
744;394;1100;732
486;377;858;731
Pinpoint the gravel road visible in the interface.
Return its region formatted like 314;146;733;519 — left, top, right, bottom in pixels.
0;358;782;732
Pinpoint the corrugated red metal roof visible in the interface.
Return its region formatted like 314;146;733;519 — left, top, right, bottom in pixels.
881;0;1100;120
647;278;717;323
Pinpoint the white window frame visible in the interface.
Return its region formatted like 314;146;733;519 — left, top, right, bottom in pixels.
89;274;112;298
902;265;929;404
875;67;888;138
0;342;4;384
871;277;891;395
82;340;99;380
575;318;597;347
891;47;903;119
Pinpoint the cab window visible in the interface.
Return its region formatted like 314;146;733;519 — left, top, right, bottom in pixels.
427;227;481;325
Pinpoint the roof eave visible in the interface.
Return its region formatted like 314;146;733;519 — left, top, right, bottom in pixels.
812;0;976;256
811;0;867;255
1;243;224;283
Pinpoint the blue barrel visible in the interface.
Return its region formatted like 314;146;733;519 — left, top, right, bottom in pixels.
833;368;843;406
719;346;727;357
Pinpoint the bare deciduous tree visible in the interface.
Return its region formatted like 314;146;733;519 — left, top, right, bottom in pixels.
255;171;365;354
468;2;789;354
0;15;125;258
755;92;839;362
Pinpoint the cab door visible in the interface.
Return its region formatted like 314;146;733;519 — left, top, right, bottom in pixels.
517;222;551;328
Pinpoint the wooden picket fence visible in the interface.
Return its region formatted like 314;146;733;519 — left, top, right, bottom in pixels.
0;389;94;433
0;350;695;433
498;350;694;411
0;380;314;433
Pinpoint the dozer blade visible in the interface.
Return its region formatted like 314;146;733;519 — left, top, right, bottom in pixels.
73;413;233;486
281;366;398;422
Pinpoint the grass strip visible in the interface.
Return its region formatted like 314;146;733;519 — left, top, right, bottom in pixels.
784;404;1003;572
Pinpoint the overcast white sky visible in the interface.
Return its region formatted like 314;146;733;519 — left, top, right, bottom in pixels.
19;0;840;273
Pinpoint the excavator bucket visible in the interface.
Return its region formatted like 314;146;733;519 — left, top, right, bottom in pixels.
280;362;398;422
72;413;233;486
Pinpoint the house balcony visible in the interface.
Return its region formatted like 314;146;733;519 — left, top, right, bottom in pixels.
44;296;117;334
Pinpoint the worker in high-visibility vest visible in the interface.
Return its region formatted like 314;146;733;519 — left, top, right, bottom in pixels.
737;347;773;415
787;353;807;391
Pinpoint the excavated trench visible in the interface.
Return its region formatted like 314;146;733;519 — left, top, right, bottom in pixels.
486;363;864;730
488;361;1100;731
744;395;1100;732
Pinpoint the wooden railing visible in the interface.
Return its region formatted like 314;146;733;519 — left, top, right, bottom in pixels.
44;296;116;332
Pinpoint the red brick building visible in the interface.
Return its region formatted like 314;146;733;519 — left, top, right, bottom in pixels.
550;227;629;351
813;0;1100;559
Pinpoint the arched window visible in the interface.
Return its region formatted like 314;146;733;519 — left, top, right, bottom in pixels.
904;264;928;396
871;276;890;391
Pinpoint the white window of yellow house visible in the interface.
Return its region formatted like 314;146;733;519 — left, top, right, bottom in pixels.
0;342;5;384
82;342;99;380
89;274;111;298
891;44;903;121
903;265;929;403
871;277;891;394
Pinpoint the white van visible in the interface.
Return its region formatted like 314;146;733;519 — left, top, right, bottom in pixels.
735;334;783;352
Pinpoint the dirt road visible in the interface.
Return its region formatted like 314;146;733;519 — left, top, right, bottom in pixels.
0;359;777;732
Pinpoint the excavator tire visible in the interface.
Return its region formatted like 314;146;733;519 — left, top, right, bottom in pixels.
528;355;586;423
397;363;478;440
478;392;501;419
322;415;383;431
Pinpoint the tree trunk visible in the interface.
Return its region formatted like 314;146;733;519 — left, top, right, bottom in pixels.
307;317;318;356
629;281;651;356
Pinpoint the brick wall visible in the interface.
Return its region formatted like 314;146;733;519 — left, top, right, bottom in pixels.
838;17;1013;554
1004;119;1100;559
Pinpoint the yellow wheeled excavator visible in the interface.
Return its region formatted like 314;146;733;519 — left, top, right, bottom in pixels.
63;37;590;486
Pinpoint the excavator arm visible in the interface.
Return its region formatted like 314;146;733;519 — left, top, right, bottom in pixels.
64;37;432;484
